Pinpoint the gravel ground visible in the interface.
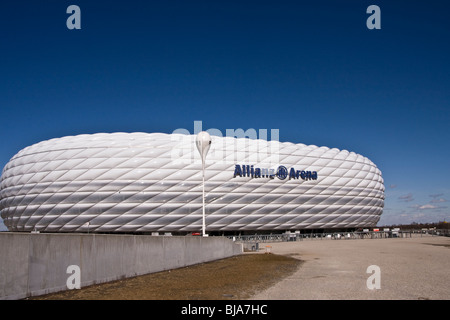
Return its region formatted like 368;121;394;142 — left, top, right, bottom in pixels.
251;236;450;300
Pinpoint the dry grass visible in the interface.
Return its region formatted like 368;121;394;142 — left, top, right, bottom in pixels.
31;253;302;300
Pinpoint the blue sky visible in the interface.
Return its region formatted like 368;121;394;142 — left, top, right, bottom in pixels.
0;1;449;230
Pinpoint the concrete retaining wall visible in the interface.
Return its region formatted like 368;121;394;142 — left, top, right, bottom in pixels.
0;233;242;300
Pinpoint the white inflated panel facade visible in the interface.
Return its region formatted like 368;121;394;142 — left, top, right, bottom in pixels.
0;132;384;233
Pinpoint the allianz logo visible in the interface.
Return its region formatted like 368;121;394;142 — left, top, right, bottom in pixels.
233;164;318;181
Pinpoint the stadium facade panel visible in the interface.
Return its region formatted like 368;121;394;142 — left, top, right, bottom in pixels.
0;132;384;233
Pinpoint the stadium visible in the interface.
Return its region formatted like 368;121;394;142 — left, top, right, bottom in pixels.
0;132;384;234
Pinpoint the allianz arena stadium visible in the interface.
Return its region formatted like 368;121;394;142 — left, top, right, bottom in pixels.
0;132;384;233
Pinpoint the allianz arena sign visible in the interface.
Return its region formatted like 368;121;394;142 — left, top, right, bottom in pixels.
233;164;318;181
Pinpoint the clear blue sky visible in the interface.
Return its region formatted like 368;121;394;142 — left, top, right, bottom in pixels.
1;0;449;230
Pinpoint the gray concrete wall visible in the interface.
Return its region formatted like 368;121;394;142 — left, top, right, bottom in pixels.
0;233;242;300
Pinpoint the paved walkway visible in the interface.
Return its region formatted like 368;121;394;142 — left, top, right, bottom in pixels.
250;236;450;300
